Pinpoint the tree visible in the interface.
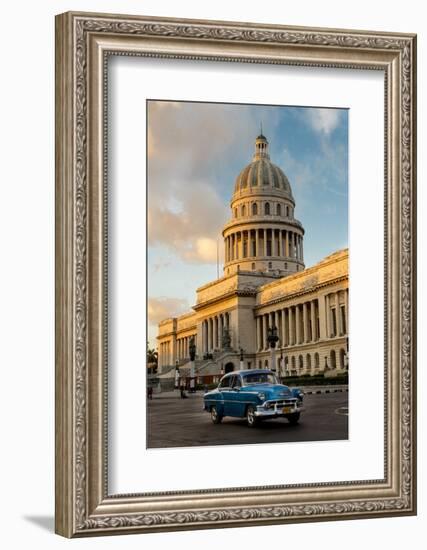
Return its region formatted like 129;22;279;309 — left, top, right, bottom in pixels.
146;343;158;373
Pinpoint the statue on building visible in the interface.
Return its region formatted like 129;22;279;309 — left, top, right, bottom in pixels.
222;327;231;350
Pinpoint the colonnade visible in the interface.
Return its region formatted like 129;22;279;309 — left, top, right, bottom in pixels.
256;290;348;351
224;228;303;263
201;312;230;354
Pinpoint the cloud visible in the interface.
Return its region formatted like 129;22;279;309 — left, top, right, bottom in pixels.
303;108;342;136
147;101;279;264
148;296;189;326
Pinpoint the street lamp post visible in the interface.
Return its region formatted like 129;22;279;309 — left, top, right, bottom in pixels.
267;325;279;376
344;336;349;370
279;346;284;382
189;336;196;393
174;360;180;390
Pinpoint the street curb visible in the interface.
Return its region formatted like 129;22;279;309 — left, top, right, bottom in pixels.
302;387;349;395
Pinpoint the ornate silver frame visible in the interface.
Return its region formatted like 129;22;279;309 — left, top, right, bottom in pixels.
55;11;417;537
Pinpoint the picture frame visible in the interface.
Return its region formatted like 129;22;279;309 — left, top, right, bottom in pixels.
55;11;417;537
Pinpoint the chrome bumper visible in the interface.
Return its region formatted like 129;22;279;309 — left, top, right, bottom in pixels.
254;403;304;417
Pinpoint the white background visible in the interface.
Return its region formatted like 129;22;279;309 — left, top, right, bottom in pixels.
0;1;424;549
110;59;384;493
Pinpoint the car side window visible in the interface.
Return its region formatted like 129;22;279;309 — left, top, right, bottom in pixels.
219;376;231;389
232;376;242;388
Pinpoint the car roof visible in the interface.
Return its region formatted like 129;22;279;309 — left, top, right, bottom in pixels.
222;369;273;378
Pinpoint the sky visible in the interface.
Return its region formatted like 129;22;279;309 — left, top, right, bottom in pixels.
147;100;348;347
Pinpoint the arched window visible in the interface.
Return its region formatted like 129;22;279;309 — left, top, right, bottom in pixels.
306;354;311;371
276;203;281;216
234;208;238;218
251;262;256;270
237;265;240;272
264;359;269;368
285;206;289;217
268;262;272;269
241;204;246;216
265;202;270;215
252;203;258;215
314;352;320;369
284;262;288;270
298;355;304;371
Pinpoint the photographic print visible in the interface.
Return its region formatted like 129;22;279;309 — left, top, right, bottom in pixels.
147;100;349;448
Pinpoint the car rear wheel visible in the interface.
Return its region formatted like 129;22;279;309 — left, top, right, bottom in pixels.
288;413;300;425
211;406;223;424
246;405;259;428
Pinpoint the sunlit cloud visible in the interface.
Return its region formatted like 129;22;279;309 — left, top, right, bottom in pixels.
148;296;189;327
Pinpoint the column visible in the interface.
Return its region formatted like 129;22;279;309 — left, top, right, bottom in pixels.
263;229;267;257
311;300;317;341
344;288;349;335
215;316;219;348
303;302;308;343
256;229;259;258
289;307;294;346
295;305;301;344
325;294;331;337
257;316;262;351
336;292;343;336
263;313;269;350
219;315;224;349
285;231;289;257
279;230;283;257
318;295;327;340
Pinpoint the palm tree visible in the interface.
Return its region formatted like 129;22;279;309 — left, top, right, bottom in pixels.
146;343;158;373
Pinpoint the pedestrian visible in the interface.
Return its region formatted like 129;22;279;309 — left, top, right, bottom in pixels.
147;386;153;400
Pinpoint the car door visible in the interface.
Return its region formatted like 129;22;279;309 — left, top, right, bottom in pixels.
217;375;232;416
227;375;245;417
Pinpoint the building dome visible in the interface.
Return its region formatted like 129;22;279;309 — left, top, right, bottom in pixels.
233;134;294;200
234;158;294;198
223;133;305;278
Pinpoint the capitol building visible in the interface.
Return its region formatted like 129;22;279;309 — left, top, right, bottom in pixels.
156;133;349;383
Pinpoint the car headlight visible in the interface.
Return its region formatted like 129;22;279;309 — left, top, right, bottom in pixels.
258;392;266;401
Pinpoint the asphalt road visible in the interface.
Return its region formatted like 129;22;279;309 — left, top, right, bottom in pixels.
147;391;348;449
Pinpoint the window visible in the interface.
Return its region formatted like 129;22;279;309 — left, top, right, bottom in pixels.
252;203;258;215
265;202;270;215
241;204;246;216
268;262;272;269
234;208;238;218
237;265;240;271
276;203;281;216
285;206;289;217
251;262;256;270
284;262;288;270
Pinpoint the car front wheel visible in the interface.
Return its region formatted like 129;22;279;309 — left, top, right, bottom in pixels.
246;405;259;428
211;406;223;424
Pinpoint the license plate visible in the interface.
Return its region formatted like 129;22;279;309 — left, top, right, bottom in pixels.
282;406;292;414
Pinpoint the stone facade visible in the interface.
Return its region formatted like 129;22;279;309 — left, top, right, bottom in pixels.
156;134;349;380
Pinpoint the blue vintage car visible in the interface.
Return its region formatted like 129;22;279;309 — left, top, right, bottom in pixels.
203;369;304;427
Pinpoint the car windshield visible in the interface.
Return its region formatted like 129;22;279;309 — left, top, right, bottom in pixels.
242;372;278;386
